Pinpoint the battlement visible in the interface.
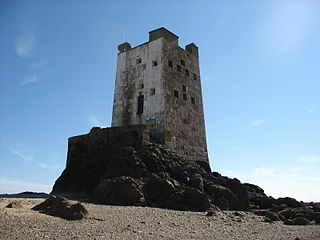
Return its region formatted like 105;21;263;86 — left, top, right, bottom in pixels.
117;27;198;57
68;125;149;150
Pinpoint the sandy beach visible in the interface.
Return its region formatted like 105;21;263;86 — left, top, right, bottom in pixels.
1;197;319;240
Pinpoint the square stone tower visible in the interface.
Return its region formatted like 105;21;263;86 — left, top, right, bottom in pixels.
112;27;208;163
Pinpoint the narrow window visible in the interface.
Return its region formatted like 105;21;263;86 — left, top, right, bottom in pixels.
137;95;144;114
185;69;190;76
152;61;158;67
138;83;144;90
136;58;142;64
182;85;187;93
174;90;179;98
177;65;181;72
168;60;173;68
181;59;185;66
191;97;195;104
150;88;155;95
183;94;187;101
193;73;197;80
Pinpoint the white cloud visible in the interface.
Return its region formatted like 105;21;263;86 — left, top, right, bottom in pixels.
0;177;51;194
222;166;320;202
251;167;320;202
250;119;267;127
4;145;33;162
37;163;60;170
15;29;37;57
20;75;41;87
296;155;319;164
263;1;320;53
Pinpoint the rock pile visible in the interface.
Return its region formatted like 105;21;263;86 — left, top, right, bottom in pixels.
51;136;320;225
52;142;248;211
245;184;320;225
32;196;88;220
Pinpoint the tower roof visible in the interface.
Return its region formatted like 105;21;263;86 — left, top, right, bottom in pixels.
149;27;179;43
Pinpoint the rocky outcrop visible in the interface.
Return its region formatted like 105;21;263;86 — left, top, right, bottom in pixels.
32;196;88;220
245;183;320;225
51;127;319;225
52;137;249;212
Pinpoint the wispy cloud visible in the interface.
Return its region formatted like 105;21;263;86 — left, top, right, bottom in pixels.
87;114;107;127
250;119;267;127
296;155;319;164
37;163;60;170
4;145;33;162
20;75;41;87
263;1;320;53
0;176;51;194
15;28;37;57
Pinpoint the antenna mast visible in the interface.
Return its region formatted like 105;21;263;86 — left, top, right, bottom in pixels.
121;23;125;43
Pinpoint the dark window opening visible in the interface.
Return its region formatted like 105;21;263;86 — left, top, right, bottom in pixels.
185;69;190;76
183;94;187;101
193;73;197;80
182;85;187;92
137;95;144;114
181;59;185;66
138;83;144;89
152;61;158;67
168;60;173;68
150;88;155;95
136;58;142;64
174;90;179;98
191;97;195;104
177;65;181;72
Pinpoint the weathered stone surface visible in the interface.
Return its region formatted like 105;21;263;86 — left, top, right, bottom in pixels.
32;196;88;220
51;127;319;225
52;131;249;212
93;176;145;206
284;217;310;225
6;201;23;208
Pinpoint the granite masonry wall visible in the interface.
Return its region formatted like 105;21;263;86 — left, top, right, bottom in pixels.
111;28;208;163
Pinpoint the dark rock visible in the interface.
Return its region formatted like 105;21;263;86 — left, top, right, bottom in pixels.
6;201;23;208
206;210;215;216
93;176;145;206
265;211;280;221
189;174;204;191
51;131;251;212
50;127;319;223
284;217;310;225
164;187;212;211
32;196;88;220
275;197;303;208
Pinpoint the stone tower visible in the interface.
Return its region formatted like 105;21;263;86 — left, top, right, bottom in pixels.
112;27;208;163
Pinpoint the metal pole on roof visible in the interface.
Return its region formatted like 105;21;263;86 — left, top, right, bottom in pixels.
121;23;125;43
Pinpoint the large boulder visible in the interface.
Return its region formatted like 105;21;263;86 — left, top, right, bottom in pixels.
32;196;88;220
93;176;145;206
6;201;23;209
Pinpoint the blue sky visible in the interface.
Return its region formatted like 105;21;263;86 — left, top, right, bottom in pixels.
0;0;319;202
